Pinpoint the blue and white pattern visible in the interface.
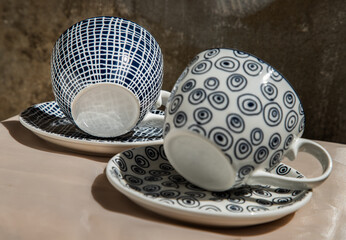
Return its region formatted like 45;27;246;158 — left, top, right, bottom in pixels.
106;145;312;226
20;101;164;143
164;48;305;185
51;16;163;123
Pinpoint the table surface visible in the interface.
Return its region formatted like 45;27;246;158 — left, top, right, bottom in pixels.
1;116;345;240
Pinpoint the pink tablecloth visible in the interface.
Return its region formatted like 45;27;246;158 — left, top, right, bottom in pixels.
0;116;345;239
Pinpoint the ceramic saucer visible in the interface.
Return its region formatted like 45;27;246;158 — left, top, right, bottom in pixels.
19;101;164;156
106;144;312;227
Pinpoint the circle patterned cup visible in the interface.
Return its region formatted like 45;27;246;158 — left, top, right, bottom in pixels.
163;48;332;191
51;16;167;137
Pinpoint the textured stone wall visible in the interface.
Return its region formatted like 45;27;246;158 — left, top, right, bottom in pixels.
0;0;345;143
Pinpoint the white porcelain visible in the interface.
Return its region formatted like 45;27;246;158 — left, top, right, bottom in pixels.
163;48;332;191
19;101;164;156
106;144;312;227
51;16;165;137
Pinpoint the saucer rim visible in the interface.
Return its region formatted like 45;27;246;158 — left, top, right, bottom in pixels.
105;144;313;226
19;114;164;147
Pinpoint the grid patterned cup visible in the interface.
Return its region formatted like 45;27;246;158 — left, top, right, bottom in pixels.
51;16;166;137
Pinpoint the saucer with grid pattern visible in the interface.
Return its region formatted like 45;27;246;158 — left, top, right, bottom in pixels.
19;101;164;156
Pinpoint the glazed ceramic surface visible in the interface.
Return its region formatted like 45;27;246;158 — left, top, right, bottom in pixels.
51;16;164;137
19;101;164;156
106;144;312;227
163;48;332;191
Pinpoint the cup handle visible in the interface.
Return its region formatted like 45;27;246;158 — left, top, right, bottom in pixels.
247;138;333;190
154;90;171;109
138;90;171;128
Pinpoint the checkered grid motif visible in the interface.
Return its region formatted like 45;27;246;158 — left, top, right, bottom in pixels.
20;101;164;143
51;16;163;122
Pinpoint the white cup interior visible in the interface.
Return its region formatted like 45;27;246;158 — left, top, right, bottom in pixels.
71;83;140;138
164;130;235;191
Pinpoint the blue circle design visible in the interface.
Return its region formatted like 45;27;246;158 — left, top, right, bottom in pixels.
226;204;243;212
192;60;212;74
237;94;262;116
261;82;278;101
131;165;146;175
243;60;263;76
269;150;283;168
208;91;229;110
208;127;233;151
267;66;283;82
163;122;170;136
299;117;305;133
263;102;283;126
168;94;183;114
193;107;213;125
173;111;187;128
204;77;219;90
285;110;298;132
226;113;245;133
284;134;294;150
283;91;296;109
254;146;269;164
233;50;250;58
227;74;247;92
215;57;240;72
188;88;207;105
250;128;264;145
238;165;254;179
204;49;220;59
268;133;281;150
188;124;207;136
135;155;150;168
145;146;159;160
234;138;252;160
181;79;196;92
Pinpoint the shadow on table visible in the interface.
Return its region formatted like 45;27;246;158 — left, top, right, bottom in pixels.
91;171;295;237
1;120;108;162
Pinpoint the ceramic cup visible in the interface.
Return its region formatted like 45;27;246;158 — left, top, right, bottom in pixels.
51;16;169;138
163;48;332;191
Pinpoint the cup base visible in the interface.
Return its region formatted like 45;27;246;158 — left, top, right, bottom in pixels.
71;83;140;138
164;130;235;191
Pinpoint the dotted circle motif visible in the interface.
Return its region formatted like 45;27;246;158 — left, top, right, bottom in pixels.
165;48;305;183
109;145;310;216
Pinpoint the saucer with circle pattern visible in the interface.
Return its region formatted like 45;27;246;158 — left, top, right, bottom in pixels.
106;144;312;227
19;101;164;156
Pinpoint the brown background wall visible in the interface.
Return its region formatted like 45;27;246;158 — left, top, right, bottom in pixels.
0;0;345;143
